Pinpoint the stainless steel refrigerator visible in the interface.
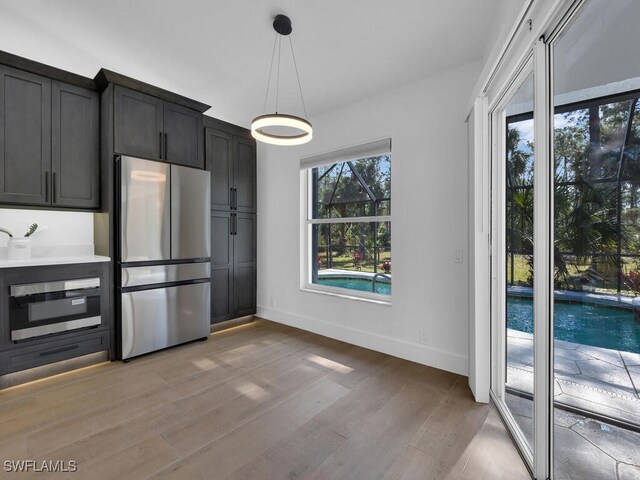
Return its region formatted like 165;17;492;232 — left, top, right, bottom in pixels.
117;156;211;360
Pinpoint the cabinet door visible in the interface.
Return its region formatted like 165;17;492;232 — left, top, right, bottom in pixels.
233;213;256;317
205;128;233;210
114;86;163;160
51;81;99;209
211;211;233;324
0;66;51;206
164;102;203;168
234;137;257;213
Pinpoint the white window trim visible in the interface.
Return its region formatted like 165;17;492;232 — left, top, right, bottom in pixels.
300;155;392;304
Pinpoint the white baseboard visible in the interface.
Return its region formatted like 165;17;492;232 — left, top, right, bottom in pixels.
256;305;469;376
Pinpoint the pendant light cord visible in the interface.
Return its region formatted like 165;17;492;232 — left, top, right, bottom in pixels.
262;32;278;114
260;17;309;120
275;35;282;114
288;36;308;119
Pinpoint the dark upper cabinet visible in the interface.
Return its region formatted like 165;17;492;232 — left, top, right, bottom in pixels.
114;85;204;168
234;137;257;213
210;211;256;324
164;102;204;168
206;129;233;210
205;127;256;213
114;86;163;160
0;65;51;206
51;81;99;209
0;66;98;210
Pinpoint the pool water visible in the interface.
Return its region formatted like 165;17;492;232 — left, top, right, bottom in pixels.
507;297;640;353
317;277;391;295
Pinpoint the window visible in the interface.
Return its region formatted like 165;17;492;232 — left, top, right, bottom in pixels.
302;139;391;300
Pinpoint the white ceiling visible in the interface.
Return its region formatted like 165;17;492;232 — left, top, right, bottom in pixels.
0;0;502;127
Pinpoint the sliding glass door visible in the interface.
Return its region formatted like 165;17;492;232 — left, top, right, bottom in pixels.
551;0;640;478
490;0;640;478
491;63;536;468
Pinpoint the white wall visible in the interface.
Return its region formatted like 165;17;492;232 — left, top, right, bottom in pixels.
0;209;94;259
257;60;482;376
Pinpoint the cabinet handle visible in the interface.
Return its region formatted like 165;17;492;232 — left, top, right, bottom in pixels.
164;133;168;161
39;345;78;356
159;132;163;159
233;187;238;210
52;172;57;203
45;171;50;202
230;187;234;209
232;213;237;235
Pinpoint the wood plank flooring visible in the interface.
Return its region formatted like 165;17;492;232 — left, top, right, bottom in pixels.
0;319;531;480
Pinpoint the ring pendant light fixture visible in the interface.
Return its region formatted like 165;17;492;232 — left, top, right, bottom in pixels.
251;14;312;146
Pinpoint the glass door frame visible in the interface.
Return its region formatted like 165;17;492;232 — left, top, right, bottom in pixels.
487;1;597;478
489;53;539;474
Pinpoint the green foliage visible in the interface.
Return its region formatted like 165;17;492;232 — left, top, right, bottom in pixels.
507;96;640;292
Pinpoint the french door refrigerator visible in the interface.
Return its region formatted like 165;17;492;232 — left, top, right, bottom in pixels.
117;156;211;360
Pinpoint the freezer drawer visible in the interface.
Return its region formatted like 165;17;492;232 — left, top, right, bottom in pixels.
171;164;211;260
121;263;210;288
121;282;210;359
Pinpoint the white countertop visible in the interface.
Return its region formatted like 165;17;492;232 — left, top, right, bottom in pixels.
0;255;111;269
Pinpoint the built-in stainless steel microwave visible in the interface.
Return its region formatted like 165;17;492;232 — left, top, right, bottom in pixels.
9;278;102;341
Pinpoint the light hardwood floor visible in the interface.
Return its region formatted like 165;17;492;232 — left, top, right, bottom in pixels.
0;319;531;480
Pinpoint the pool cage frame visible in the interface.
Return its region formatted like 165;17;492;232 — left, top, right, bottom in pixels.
506;89;640;294
310;158;391;283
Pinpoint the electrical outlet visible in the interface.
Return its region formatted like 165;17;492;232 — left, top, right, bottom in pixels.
419;329;428;345
270;297;276;308
454;249;463;263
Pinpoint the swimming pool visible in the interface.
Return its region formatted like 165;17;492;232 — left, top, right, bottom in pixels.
317;277;391;295
507;296;640;353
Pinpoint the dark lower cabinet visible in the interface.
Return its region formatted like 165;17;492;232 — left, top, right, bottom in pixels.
233;213;257;316
0;262;111;377
0;331;109;375
51;81;100;208
211;211;256;323
0;65;51;206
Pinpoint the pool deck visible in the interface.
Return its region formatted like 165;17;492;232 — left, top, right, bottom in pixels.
507;328;640;426
507;331;640;478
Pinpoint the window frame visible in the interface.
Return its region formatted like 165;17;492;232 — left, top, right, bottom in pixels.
300;153;392;304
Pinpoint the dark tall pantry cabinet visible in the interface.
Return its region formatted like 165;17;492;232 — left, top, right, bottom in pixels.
205;118;257;323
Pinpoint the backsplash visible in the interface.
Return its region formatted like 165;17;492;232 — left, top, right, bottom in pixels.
0;209;94;259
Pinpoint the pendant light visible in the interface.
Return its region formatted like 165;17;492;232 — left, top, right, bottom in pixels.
251;14;312;146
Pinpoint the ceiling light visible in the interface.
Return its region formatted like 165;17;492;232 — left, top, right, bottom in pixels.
251;14;312;146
